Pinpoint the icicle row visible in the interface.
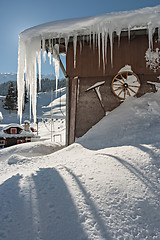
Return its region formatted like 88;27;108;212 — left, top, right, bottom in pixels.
17;10;160;124
53;44;60;95
73;34;77;68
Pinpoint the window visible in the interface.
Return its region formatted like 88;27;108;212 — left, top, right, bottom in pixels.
0;140;5;146
26;138;31;142
10;128;17;134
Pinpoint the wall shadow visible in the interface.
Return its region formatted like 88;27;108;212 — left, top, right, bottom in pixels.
0;168;89;240
63;166;112;240
0;174;26;240
32;168;88;240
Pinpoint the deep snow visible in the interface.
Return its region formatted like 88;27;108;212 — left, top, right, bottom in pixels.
0;90;160;239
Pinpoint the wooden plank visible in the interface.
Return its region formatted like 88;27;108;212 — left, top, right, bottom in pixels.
69;77;78;144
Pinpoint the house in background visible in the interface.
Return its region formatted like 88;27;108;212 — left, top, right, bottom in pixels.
17;5;160;145
0;123;40;148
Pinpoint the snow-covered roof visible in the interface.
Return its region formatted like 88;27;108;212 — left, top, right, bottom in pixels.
3;123;23;131
17;5;160;123
20;5;160;42
0;123;38;139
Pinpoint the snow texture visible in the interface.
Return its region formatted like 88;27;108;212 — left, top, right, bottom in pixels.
118;64;133;73
145;48;160;72
1;90;160;239
17;5;160;122
0;112;3;121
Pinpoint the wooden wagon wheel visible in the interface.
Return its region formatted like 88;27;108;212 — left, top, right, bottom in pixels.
111;71;141;100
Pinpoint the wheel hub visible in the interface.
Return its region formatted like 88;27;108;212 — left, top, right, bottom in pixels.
123;83;128;88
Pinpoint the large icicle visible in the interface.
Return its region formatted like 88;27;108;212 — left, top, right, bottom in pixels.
17;37;25;124
53;44;60;94
17;36;41;123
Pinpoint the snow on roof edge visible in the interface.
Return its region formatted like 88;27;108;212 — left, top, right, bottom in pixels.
20;5;160;41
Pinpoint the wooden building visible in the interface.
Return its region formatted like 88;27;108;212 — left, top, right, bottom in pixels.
66;29;159;144
17;5;160;145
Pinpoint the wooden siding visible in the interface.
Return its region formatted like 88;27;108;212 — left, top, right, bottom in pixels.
66;32;160;142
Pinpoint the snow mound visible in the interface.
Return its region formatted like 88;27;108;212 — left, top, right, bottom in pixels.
77;91;160;149
8;154;32;165
1;91;160;239
0;141;63;162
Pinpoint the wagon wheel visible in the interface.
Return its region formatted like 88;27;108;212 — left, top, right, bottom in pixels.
111;71;141;100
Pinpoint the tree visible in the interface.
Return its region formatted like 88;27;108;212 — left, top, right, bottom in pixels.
4;82;17;111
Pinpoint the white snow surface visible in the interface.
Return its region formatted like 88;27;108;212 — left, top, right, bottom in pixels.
17;5;160;123
1;90;160;239
0;112;3;121
118;64;133;73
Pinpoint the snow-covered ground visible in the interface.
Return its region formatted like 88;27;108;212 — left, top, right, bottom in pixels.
0;90;160;239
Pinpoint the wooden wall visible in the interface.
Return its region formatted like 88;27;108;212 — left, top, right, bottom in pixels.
66;32;160;143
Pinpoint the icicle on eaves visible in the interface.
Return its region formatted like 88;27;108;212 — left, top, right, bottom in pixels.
42;38;46;62
109;30;113;67
23;37;41;123
48;39;52;65
37;51;41;91
17;37;25;124
92;30;96;52
104;32;108;65
73;34;77;68
80;40;82;54
65;36;69;53
52;44;60;96
148;23;155;50
102;31;105;72
98;32;101;68
128;26;131;41
89;28;92;48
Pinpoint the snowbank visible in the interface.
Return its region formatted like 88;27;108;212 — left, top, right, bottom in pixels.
77;91;160;150
0;141;63;162
0;91;160;239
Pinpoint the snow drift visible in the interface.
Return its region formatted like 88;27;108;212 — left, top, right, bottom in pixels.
0;90;160;239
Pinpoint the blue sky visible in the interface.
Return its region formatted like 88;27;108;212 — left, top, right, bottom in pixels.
0;0;159;74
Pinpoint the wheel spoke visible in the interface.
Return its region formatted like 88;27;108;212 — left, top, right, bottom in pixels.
120;74;125;82
115;78;124;84
127;88;131;96
118;88;124;97
128;87;136;94
112;83;123;86
114;86;124;91
124;88;126;99
128;85;140;88
126;72;128;80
